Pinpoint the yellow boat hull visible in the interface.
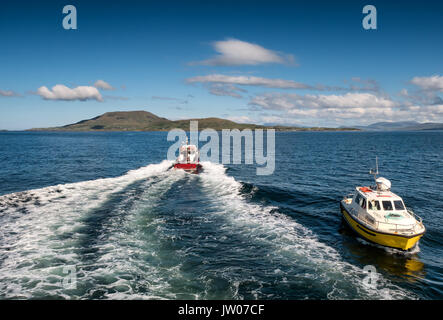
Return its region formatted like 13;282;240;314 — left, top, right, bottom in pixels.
340;204;424;251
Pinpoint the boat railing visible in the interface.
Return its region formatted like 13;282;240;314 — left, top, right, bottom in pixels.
406;208;423;223
375;220;422;235
356;211;423;235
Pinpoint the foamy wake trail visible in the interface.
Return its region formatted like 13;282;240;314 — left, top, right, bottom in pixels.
0;160;173;299
198;162;416;300
0;160;416;300
76;168;188;299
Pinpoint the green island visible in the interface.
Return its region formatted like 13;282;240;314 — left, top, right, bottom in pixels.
28;111;359;132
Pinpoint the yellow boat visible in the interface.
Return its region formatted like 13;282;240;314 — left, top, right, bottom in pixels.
340;159;425;251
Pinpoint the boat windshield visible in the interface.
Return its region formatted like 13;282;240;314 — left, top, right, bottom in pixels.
178;145;198;163
382;200;394;211
368;200;380;210
394;200;405;210
355;194;364;207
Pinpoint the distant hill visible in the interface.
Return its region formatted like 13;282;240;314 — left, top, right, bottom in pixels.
401;122;443;131
28;111;359;132
56;111;172;131
347;121;443;131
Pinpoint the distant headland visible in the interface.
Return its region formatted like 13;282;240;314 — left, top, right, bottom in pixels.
27;111;359;132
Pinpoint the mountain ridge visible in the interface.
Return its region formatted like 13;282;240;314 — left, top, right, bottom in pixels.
342;121;443;131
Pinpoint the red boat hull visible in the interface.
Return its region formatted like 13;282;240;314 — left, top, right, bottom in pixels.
173;163;202;173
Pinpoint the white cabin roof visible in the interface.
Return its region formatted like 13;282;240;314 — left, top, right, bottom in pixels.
180;144;197;150
355;186;403;201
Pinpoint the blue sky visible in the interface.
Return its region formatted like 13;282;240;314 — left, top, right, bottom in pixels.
1;0;442;129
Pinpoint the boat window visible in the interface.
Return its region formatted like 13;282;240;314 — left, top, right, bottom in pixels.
368;200;380;210
355;194;362;205
382;201;393;211
394;200;405;210
361;198;367;209
357;195;364;207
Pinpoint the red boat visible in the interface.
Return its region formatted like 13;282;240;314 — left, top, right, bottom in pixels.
173;138;202;174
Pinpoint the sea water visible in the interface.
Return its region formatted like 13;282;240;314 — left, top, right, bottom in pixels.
0;131;441;299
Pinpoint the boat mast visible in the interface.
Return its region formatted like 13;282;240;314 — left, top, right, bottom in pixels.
370;156;379;189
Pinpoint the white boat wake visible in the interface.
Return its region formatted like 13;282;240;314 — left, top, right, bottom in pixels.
198;162;416;300
0;160;416;299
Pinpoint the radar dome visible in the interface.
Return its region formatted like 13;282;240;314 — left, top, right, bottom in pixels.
376;177;391;191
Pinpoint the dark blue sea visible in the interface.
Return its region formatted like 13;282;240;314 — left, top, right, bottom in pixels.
0;131;442;299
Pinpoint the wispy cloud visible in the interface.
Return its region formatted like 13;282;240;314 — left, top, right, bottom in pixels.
207;83;247;98
189;38;295;66
36;84;103;102
187;74;309;89
345;78;380;93
103;95;129;101
152;96;182;101
187;74;381;94
398;75;443;106
94;80;115;91
410;75;443;92
151;96;189;104
0;89;20;97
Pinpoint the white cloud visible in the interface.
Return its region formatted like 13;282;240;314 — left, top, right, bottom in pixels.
410;75;443;92
190;39;294;66
36;84;103;102
94;80;115;90
226;115;255;123
247;92;436;125
250;92;398;111
0;90;19;97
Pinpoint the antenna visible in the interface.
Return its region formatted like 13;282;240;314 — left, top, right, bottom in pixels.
369;156;379;184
